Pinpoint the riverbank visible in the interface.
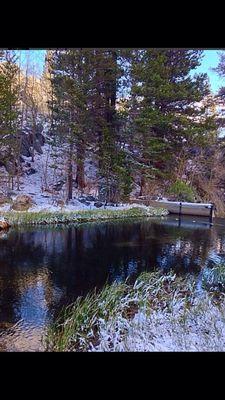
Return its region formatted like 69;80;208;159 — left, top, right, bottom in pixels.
0;206;168;226
45;270;225;352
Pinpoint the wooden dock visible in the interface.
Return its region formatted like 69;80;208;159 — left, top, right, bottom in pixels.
130;198;215;218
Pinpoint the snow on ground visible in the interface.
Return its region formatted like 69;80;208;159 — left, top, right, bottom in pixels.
0;142;145;213
93;292;225;352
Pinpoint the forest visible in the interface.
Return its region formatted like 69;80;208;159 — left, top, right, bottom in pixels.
3;49;225;352
0;49;225;213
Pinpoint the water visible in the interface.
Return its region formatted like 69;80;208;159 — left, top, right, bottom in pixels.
1;215;225;351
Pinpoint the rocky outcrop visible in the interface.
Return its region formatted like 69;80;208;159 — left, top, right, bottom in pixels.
0;125;45;173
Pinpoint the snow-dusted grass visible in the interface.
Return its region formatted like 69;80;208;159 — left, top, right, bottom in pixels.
1;206;168;226
202;264;225;292
45;271;225;352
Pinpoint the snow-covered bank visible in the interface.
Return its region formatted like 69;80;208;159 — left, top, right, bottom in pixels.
45;271;225;352
1;206;168;226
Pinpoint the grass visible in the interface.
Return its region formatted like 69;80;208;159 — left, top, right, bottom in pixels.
0;206;168;226
45;270;225;352
202;263;225;292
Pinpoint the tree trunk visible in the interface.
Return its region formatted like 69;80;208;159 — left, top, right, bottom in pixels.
75;142;85;192
139;173;145;196
66;143;73;202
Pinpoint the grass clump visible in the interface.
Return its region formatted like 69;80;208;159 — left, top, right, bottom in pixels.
1;206;168;226
45;282;130;352
45;269;225;352
201;264;225;292
44;271;194;352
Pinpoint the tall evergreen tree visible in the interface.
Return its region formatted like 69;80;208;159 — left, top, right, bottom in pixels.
128;49;216;195
48;49;94;201
0;50;20;188
48;48;132;202
90;48;132;202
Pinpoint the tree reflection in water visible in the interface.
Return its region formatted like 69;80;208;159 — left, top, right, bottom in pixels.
0;215;224;351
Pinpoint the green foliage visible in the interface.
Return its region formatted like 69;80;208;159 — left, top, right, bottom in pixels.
45;271;195;352
0;50;20;171
128;49;216;192
2;206;168;226
202;264;225;292
168;180;197;202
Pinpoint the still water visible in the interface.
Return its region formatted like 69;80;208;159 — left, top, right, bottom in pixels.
1;215;225;351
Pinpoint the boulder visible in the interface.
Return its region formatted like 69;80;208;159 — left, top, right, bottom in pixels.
11;195;34;211
78;197;87;204
26;168;36;176
0;219;11;230
94;201;103;208
33;139;43;155
86;195;96;202
106;202;115;207
21;138;32;157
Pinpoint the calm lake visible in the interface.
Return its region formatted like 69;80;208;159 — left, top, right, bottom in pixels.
1;215;225;351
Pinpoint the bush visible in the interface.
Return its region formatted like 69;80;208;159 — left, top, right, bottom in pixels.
167;180;196;202
202;264;225;292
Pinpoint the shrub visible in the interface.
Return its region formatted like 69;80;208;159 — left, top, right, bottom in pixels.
168;180;197;202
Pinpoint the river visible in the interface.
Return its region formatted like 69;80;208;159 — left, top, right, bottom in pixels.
0;215;225;351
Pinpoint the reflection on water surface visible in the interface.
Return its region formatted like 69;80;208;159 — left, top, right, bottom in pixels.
1;215;225;351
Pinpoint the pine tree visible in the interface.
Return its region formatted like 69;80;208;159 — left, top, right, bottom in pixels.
0;50;20;189
128;49;216;195
48;49;94;201
48;48;132;203
90;48;132;202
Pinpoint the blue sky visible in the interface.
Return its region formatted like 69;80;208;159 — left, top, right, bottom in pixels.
195;50;224;93
16;49;225;94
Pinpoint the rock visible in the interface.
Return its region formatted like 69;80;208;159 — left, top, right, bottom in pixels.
3;160;15;175
106;202;115;207
86;195;96;202
33;139;43;154
26;168;36;176
21;138;32;157
7;190;16;197
94;201;103;208
53;180;65;191
0;219;11;230
16;195;33;203
11;195;34;211
78;197;87;204
84;201;90;206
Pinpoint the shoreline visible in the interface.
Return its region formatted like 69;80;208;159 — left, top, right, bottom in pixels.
45;270;225;352
0;206;168;226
